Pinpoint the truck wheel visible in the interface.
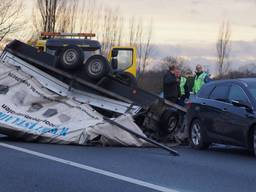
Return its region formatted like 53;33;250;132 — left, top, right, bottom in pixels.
84;55;110;80
159;109;178;135
189;119;210;149
58;45;83;70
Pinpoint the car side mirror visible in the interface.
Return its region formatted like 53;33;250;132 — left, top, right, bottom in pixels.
112;49;118;57
111;58;118;70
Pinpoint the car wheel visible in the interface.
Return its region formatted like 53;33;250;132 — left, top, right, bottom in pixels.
58;46;83;70
189;119;209;149
84;55;110;80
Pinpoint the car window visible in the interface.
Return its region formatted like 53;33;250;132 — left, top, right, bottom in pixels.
209;85;229;102
198;84;215;98
247;82;256;99
228;85;249;104
116;50;133;70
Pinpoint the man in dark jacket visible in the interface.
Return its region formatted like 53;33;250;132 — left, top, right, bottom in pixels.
163;65;179;103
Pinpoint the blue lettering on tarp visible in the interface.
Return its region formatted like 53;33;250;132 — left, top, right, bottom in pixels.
23;122;37;129
41;128;51;134
59;128;69;136
4;116;14;122
11;117;22;124
0;111;69;137
28;123;37;129
0;112;9;120
49;128;58;134
16;120;26;126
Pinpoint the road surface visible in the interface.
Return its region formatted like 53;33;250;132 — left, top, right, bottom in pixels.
0;135;255;192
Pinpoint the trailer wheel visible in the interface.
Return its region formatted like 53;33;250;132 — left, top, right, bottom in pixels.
84;55;110;80
58;45;83;70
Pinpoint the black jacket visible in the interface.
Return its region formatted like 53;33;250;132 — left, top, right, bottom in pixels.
180;79;190;99
163;72;179;100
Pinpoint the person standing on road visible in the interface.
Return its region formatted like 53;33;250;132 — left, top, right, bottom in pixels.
185;70;194;94
177;70;190;106
163;65;179;103
192;64;210;94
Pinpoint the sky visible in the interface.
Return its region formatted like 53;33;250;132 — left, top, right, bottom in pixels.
23;0;256;73
94;0;256;44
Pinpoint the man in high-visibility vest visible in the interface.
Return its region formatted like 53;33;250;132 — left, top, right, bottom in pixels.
176;70;190;106
192;64;210;94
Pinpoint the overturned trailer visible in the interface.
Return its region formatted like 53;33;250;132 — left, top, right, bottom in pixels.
0;40;185;154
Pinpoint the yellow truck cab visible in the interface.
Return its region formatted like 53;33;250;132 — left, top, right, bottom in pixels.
27;39;46;52
108;46;137;78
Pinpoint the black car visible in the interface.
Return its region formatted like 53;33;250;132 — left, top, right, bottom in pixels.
187;78;256;155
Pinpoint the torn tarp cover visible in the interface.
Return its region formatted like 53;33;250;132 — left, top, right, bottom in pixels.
0;62;149;147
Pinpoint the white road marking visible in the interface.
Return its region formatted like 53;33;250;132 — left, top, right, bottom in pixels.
0;142;179;192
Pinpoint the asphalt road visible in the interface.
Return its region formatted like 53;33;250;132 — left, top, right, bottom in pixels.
0;135;256;192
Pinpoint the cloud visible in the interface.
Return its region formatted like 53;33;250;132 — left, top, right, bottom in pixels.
189;9;200;15
191;0;201;5
147;40;256;74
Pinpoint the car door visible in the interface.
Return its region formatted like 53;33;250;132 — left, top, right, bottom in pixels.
220;84;252;145
204;84;230;142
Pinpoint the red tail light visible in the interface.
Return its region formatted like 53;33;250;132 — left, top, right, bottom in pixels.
186;100;192;109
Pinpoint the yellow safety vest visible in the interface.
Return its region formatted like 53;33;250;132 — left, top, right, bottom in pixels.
193;72;207;94
180;76;187;96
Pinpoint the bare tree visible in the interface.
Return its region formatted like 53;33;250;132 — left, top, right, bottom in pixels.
56;0;78;32
33;0;68;33
100;8;124;55
0;0;23;42
161;56;192;75
128;18;153;81
68;0;78;33
78;0;102;34
216;21;231;77
75;0;124;55
138;24;153;81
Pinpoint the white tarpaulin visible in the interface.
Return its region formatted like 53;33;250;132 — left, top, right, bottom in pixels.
0;62;149;147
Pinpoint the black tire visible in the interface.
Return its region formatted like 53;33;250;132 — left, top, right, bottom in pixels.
58;45;83;70
116;72;137;87
84;55;110;80
160;109;179;135
189;119;210;149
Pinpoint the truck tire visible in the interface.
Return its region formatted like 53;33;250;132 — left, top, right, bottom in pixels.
58;45;83;70
84;55;110;80
159;109;178;135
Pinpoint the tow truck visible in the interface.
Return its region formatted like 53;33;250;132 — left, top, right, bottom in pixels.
2;32;186;144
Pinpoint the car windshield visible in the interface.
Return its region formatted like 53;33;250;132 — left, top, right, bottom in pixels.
247;82;256;98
